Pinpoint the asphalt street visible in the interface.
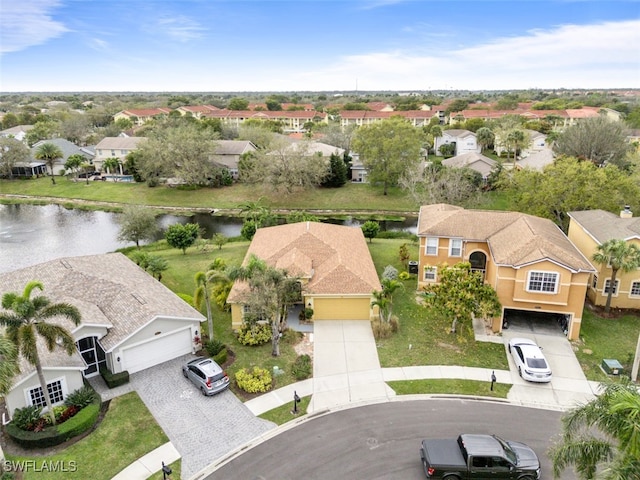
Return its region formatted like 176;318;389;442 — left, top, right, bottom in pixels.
204;398;575;480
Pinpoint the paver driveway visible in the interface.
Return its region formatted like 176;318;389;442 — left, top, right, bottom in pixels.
130;354;275;479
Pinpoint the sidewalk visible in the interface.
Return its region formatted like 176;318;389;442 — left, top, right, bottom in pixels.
112;442;180;480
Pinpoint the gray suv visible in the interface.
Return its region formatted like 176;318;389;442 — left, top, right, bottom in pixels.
182;358;230;396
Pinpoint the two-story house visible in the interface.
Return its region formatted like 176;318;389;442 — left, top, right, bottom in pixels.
94;137;146;172
417;204;595;340
567;207;640;309
434;129;480;157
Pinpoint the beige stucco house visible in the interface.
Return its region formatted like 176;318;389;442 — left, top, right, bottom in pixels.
94;136;146;172
417;204;595;340
568;207;640;309
227;222;381;329
0;253;204;419
441;152;498;181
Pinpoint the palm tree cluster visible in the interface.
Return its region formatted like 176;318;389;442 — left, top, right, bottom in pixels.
592;239;640;313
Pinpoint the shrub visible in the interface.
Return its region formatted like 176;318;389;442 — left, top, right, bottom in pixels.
53;405;67;422
236;323;271;346
291;354;312;380
213;348;228;365
281;329;302;345
205;339;226;357
100;368;130;388
398;271;411;280
64;386;98;409
372;319;392;340
56;402;100;439
382;265;399;280
390;315;400;333
235;367;273;393
58;405;79;423
12;405;42;431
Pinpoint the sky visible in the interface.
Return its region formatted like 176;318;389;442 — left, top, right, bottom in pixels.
0;0;639;92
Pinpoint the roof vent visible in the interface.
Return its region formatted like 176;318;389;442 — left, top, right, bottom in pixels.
60;260;72;269
131;293;147;305
620;205;633;219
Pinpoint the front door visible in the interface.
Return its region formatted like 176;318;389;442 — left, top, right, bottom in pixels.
76;336;107;377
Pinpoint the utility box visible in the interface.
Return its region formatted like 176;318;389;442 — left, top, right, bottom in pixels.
601;359;623;375
408;261;419;274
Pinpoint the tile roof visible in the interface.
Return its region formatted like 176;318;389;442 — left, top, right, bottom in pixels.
568;209;640;243
442;152;497;178
95;137;146;150
0;253;205;354
417;204;594;272
120;108;171;117
339;110;434;119
227;222;380;302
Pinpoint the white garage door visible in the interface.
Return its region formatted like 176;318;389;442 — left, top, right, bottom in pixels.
122;327;192;374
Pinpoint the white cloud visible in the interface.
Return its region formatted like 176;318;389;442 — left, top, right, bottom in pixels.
157;15;206;42
289;19;640;90
0;0;68;54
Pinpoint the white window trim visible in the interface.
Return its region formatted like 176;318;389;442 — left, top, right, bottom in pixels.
604;279;620;296
526;271;559;294
425;237;438;256
630;280;640;297
449;238;462;257
24;376;67;410
424;266;437;282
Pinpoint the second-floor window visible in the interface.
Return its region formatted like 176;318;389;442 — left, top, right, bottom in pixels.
449;238;462;257
631;281;640;297
527;271;558;293
604;279;619;295
425;238;438;256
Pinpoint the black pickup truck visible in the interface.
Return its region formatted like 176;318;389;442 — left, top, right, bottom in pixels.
419;434;541;479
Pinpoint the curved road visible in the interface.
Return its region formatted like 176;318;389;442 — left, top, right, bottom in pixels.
205;398;573;480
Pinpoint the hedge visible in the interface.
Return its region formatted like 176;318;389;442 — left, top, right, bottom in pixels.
100;368;130;388
5;400;101;449
213;348;228;365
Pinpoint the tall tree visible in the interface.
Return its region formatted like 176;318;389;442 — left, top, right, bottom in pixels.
193;260;228;341
34;142;64;184
423;262;501;334
117;205;159;248
0;281;81;425
228;255;300;356
554;117;630;168
0;137;30;179
591;239;640;313
399;162;482;207
550;380;640;479
476;127;495;152
503;157;640;231
0;334;18;396
352;116;425;195
321;152;348;188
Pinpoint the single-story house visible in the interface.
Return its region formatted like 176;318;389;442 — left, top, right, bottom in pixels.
30;138;95;176
441;152;498;181
0;125;34;143
0;253;204;418
227;222;381;329
209;140;258;180
567;207;640;310
417;204;595;340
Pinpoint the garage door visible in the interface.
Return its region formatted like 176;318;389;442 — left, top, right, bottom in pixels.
313;297;370;320
122;327;192;374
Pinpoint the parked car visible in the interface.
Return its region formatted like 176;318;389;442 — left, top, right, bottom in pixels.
508;337;552;383
182;358;230;395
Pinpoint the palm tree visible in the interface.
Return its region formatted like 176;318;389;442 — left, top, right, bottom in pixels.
592;239;640;313
371;278;404;323
0;334;18;396
34;142;64;184
549;380;640;479
102;157;121;176
0;281;81;425
476;127;494;153
194;258;229;341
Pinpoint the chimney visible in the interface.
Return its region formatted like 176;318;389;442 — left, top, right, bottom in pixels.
620;205;633;219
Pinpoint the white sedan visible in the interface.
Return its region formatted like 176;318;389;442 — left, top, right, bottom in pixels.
507;337;552;383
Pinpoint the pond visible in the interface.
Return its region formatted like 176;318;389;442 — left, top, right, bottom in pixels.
0;204;417;274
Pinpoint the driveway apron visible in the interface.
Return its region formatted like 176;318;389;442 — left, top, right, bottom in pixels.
129;354;275;479
309;320;394;413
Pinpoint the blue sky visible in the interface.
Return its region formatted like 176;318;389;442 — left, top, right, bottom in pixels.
1;0;639;92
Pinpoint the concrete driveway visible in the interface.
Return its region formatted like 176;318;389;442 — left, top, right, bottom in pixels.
501;330;597;409
130;354;275;479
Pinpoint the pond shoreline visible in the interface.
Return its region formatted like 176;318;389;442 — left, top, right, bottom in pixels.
0;193;419;221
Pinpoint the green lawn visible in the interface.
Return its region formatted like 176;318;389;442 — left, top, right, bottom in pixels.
388;379;511;398
6;392;167;480
573;307;640;382
258;395;312;425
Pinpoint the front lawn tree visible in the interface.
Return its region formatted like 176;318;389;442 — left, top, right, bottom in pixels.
165;223;200;254
352;116;425;195
591;239;640;314
549;380;640;479
117;205;159;248
228;255;300;357
34;142;64;184
0;281;81;425
423;262;501;334
371;278;404;324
